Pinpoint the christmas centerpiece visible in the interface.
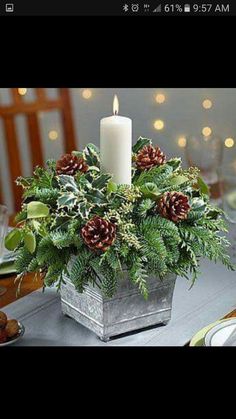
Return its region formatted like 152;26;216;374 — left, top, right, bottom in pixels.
4;97;234;341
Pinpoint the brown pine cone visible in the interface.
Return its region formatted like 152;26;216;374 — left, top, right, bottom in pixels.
136;145;166;171
157;191;190;222
81;216;116;252
56;153;88;175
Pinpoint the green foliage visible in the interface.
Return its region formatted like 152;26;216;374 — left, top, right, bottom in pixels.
14;209;27;223
15;247;34;273
139;217;168;276
24;230;36;254
99;263;118;297
132;136;152;153
5;228;22;251
135;199;155;218
50;230;74;249
70;249;93;292
84;143;100;167
134;164;174;187
128;254;148;299
10;137;234;298
24;187;59;205
27;201;50;219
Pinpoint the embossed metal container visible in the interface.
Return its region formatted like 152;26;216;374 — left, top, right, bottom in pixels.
61;268;176;342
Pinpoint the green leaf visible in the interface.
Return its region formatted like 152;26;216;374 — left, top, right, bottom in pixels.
86;189;107;205
57;175;79;192
132;137;152;153
72;150;84;159
57;193;77;209
77;202;91;219
24;231;36;254
134;164;173;187
166;158;182;171
31;220;48;237
14;210;27;223
84;143;100;167
78;175;93;191
92;173;112;190
87;166;100;172
169;175;189;186
191;197;206;210
5;228;22;251
27;201;50;219
16;176;33;188
197;176;209;196
140;182;161;199
107;181;117;194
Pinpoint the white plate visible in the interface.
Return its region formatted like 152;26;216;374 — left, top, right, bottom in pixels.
0;321;25;346
204;318;236;346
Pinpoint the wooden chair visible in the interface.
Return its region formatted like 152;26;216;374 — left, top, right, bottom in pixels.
0;88;77;211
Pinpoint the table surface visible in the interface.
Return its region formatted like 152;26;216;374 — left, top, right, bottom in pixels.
1;223;236;346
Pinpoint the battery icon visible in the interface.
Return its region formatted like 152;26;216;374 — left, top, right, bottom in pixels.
184;4;190;12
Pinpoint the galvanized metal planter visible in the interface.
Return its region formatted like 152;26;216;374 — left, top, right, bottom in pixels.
61;268;176;342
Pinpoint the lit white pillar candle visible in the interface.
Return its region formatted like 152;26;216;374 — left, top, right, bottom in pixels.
100;95;132;185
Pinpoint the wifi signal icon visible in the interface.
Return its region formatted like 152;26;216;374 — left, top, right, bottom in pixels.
153;4;161;12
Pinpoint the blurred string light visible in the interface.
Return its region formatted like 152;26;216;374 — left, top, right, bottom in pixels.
177;136;187;148
202;99;212;109
202;126;212;137
82;89;92;99
48;130;59;141
224;137;234;148
18;88;27;96
153;119;164;130
155;93;166;104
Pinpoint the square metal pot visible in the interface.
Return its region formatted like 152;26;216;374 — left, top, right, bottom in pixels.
61;268;176;342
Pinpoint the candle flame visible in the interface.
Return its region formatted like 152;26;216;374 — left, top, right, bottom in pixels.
113;95;119;115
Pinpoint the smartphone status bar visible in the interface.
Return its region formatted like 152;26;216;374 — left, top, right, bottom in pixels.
0;1;234;16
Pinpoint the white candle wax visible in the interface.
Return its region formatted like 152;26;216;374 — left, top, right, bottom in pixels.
100;101;132;185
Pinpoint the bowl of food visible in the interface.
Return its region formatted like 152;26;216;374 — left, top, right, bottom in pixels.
0;311;25;346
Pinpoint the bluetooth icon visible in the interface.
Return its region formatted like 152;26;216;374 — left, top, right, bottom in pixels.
123;4;129;12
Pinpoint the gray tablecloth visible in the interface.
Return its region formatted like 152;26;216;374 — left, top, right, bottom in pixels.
2;252;236;346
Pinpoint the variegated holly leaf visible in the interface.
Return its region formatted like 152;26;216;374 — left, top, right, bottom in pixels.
188;197;207;221
57;175;79;193
86;189;108;205
132;137;152;154
77;202;92;219
57;192;78;209
78;175;93;191
87;166;100;173
72;150;84;159
84;143;100;167
16;176;34;188
166;158;182;171
92;173;112;190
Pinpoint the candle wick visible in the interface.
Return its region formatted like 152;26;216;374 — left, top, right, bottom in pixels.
114;111;118;115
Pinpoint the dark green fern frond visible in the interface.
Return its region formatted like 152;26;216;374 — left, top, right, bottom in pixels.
50;230;74;249
70;249;93;292
15;247;34;273
128;254;148;299
139;217;168;275
27;257;40;272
